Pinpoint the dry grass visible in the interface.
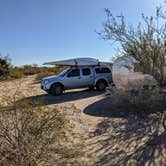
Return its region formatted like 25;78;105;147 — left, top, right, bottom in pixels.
0;94;84;165
0;63;65;81
36;71;56;80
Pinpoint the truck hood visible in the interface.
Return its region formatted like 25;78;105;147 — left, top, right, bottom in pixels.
42;75;59;80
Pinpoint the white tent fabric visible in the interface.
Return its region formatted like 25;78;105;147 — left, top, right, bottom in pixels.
112;55;157;90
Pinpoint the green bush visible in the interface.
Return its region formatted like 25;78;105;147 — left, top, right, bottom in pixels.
0;55;11;79
9;68;24;79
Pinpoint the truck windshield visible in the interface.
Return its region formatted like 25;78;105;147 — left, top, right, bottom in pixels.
59;68;71;77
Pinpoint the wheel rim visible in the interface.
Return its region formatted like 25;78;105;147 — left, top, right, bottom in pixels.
99;83;105;90
55;86;62;94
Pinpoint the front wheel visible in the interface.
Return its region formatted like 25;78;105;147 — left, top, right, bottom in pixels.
51;84;63;96
96;80;106;91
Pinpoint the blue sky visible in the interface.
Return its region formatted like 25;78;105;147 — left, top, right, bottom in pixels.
0;0;164;66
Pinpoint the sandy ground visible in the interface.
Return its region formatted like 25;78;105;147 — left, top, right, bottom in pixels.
0;75;166;165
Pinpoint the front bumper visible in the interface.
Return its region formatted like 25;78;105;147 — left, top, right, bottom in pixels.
41;80;48;91
41;85;44;90
41;85;51;93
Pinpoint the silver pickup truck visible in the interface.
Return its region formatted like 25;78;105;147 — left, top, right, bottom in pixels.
41;66;112;95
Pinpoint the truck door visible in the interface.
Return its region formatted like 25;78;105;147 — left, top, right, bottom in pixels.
81;68;94;86
63;68;82;88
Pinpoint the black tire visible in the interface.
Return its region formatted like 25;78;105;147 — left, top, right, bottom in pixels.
46;90;52;94
88;86;94;91
96;80;107;91
51;84;63;96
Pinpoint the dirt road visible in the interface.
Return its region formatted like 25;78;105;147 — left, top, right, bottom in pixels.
0;75;166;165
0;75;111;164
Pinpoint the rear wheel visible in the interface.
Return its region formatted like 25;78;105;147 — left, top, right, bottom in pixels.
51;84;63;96
96;80;107;91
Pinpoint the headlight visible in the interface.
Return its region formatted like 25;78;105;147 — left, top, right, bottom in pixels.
44;79;52;85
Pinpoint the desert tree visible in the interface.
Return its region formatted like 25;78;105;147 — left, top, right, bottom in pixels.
99;7;166;85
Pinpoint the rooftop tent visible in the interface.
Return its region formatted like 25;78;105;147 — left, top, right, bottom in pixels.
43;58;112;67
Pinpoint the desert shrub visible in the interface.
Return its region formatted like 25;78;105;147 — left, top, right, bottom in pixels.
9;68;24;79
0;55;11;79
0;56;24;80
0;56;66;81
36;71;56;80
21;65;41;76
0;97;82;165
36;67;65;80
20;65;64;78
111;86;157;103
110;86;165;115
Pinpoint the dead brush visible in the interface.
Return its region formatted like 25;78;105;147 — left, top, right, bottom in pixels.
0;95;83;165
110;86;166;118
110;82;160;102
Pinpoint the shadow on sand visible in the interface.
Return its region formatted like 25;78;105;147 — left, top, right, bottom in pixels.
83;96;166;165
84;96;165;118
25;89;104;106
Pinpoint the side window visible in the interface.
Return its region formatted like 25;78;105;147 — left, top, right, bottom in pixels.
95;68;101;74
95;67;111;74
102;67;111;73
67;69;80;77
82;68;91;76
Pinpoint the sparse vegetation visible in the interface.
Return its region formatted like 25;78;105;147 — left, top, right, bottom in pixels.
14;65;65;80
17;65;65;79
9;68;24;79
35;67;65;80
86;87;166;165
0;95;83;165
0;55;12;80
0;56;65;81
19;64;40;76
0;2;166;165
